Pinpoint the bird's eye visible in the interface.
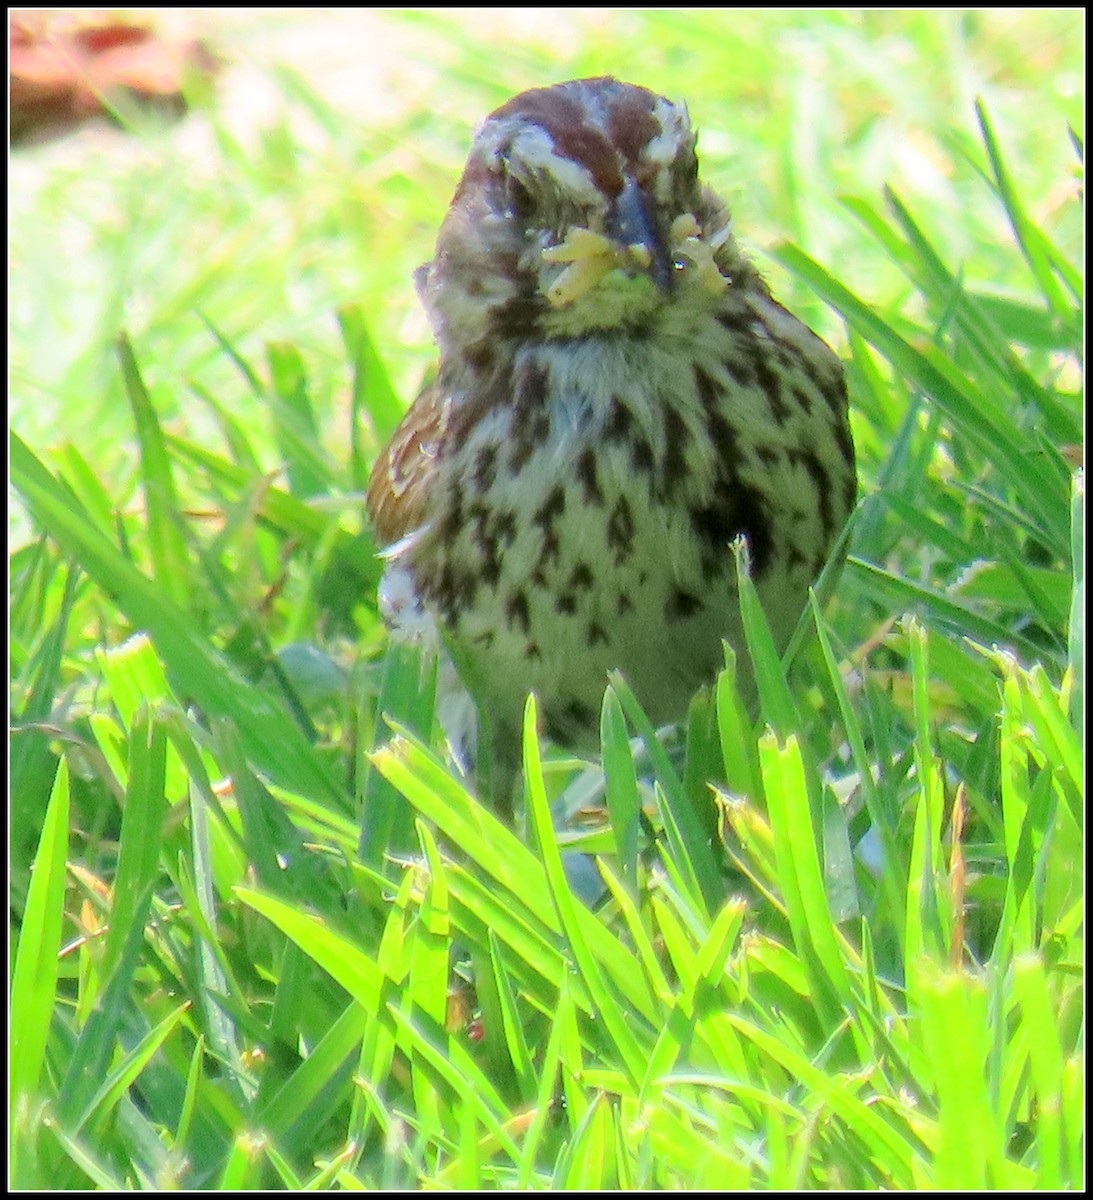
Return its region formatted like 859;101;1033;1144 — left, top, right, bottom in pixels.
505;174;535;221
498;152;536;221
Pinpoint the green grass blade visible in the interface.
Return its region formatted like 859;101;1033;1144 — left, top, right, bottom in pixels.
608;672;722;917
772;244;1069;558
98;706;167;985
1067;471;1083;730
10;757;70;1101
116;334;193;607
599;685;640;889
759;732;853;1018
265;340;327;498
975;99;1074;317
523;694;648;1088
235;887;385;1008
11;432;343;806
337;303;406;467
918;965;1002;1188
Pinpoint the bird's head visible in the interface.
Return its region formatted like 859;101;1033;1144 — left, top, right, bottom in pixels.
418;77;750;350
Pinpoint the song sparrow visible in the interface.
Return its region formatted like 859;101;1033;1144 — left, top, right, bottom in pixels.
367;77;855;805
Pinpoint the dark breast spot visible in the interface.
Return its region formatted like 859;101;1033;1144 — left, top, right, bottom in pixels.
429;560;478;625
661;407;690;495
473;444;498;491
470;502;510;586
605;395;634;441
791;382;815;416
787;447;835;540
706;410;740;466
489;290;545;340
438;480;465;544
575;447;604;505
508;363;551;471
587;620;610;647
505;590;531;634
494;509;517;545
477;535;502;586
667;589;704;620
752;354;792;425
690;479;773;578
533;484;566;528
722;354;756;389
693;363;720;412
715;309;754;339
537;529;561;568
630;435;655;474
568;562;594;591
529;484;565;573
464;340;496;373
556;698;596;737
606;495;635;563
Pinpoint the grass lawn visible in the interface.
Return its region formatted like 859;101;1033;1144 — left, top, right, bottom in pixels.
10;9;1083;1189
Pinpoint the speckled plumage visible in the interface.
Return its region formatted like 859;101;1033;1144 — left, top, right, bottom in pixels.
367;78;855;802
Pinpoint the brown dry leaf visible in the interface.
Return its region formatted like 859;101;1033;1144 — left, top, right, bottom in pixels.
10;8;218;142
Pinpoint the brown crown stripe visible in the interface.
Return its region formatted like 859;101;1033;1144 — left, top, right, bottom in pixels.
489;78;670;199
494;87;624;198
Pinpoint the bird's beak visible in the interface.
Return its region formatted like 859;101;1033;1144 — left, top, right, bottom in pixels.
607;176;672;291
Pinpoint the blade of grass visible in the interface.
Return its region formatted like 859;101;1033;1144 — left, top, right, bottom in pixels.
522;694;648;1089
338;302;406;466
10;757;70;1101
12;432;343;806
759;732;853;1018
608;672;721;917
975;99;1076;316
266;341;327;499
772;243;1069;558
116;334;193;607
599;685;640;890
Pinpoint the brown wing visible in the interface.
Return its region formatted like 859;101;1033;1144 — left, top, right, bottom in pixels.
365;379;449;547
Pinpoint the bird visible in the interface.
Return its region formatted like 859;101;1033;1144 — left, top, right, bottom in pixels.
366;77;856;813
